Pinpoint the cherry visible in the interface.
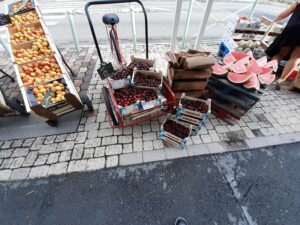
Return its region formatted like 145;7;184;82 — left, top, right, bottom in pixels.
181;99;208;113
134;73;161;88
163;119;190;139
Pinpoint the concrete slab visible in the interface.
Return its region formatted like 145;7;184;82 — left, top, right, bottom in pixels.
0;110;82;141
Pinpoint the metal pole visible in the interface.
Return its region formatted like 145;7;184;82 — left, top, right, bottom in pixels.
249;0;260;18
181;0;194;49
170;0;183;52
130;4;137;51
0;36;9;54
194;0;214;50
67;11;80;53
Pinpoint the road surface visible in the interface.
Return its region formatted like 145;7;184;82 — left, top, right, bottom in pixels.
1;143;299;225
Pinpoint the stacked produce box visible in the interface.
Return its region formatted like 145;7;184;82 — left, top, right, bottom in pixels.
4;1;83;122
160;94;211;149
166;49;215;99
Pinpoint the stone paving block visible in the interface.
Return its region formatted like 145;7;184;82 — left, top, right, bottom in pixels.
201;134;213;144
47;153;60;164
113;128;123;136
123;127;133;135
120;152;143;166
29;165;49;179
100;122;111;129
48;162;68;176
68;160;87;172
34;155;48;166
40;143;58;154
151;121;160;132
206;143;226;154
22;152;38;167
59;151;72;162
143;150;166;163
106;155;118;168
142;125;151;133
12;140;23;148
118;135;132;144
133;126;142;138
153;140;164;150
11;148;29;158
191;135;202;145
22;138;35;147
0;149;13;158
86;158;105;171
143;141;153;151
0;170;12;181
208;130;220;142
1;140;12;149
94;147;105;157
75;132;88;144
66;133;77;141
44;136;56;145
57;141;75;151
10;157;25;169
123;144;133;154
85;138;102;148
133;138;143;152
106;145;122;156
72;144;84;160
83;148;94;159
187;144;210;156
10;168;30;180
215;125;229;134
88;130;98;139
30;137;46;150
165;148;188;160
55;134;67;143
84;122;99;131
0;158;13;169
102;136;117;146
98;128;113;137
143;132;157;141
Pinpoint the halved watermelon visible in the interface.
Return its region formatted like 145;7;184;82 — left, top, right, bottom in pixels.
231;52;248;61
261;67;273;74
228;72;252;84
256;56;267;67
244;75;260;91
224;53;237;65
258;73;276;85
248;59;263;74
265;59;278;72
231;61;248;74
212;63;228;75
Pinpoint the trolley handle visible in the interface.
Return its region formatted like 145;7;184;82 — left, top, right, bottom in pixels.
85;0;149;64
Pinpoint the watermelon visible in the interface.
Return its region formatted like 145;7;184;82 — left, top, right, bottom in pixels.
231;61;248;74
228;72;252;84
246;51;254;59
224;53;237;65
258;73;276;85
231;52;248;61
256;56;267;67
238;56;250;65
265;59;278;72
244;75;260;91
261;67;273;74
212;63;228;75
248;59;263;74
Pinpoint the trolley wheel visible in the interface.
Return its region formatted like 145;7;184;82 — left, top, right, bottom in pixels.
102;86;120;126
6;98;28;115
80;93;94;112
46;120;58;127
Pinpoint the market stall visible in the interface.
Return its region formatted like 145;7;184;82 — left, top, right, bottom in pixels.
2;0;93;126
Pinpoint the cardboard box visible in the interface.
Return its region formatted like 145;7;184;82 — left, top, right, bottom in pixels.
173;91;204;99
171;80;208;91
167;64;212;82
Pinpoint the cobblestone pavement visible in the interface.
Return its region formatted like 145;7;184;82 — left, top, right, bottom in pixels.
1;43;300;181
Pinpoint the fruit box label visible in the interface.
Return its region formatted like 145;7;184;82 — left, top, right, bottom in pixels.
160;129;187;145
109;78;130;90
118;103;140;116
177;107;208;120
160;135;185;150
176;114;205;127
141;98;161;110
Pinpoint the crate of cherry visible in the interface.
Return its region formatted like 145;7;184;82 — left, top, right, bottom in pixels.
160;118;192;149
177;93;211;121
131;69;163;90
108;66;131;90
129;55;156;72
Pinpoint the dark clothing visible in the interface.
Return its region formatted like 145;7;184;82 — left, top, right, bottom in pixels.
265;3;300;58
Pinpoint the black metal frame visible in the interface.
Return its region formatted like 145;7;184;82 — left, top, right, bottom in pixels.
85;0;149;64
0;68;15;82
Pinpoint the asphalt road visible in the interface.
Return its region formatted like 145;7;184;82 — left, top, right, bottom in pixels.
40;1;286;44
1;143;299;225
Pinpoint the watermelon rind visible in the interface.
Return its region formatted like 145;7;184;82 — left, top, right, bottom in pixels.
248;59;263;74
231;61;248;74
231;52;249;61
212;63;228;76
258;73;276;85
243;74;260;91
256;56;267;67
224;53;237;65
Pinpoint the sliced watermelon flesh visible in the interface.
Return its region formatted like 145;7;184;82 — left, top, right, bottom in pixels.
244;75;260;91
248;59;263;74
237;56;250;65
224;53;237;65
258;73;276;85
231;52;249;61
256;56;267;67
212;63;228;75
261;67;273;74
228;72;252;84
246;51;254;59
231;61;248;74
265;59;278;72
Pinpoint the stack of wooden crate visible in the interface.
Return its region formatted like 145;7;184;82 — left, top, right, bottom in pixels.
166;49;215;99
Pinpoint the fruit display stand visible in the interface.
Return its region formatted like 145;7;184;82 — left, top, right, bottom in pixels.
86;0;176;129
3;3;92;126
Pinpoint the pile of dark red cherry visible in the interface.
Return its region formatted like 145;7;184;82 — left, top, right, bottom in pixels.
163;119;190;139
134;73;161;88
114;86;157;107
110;61;151;80
181;99;209;113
